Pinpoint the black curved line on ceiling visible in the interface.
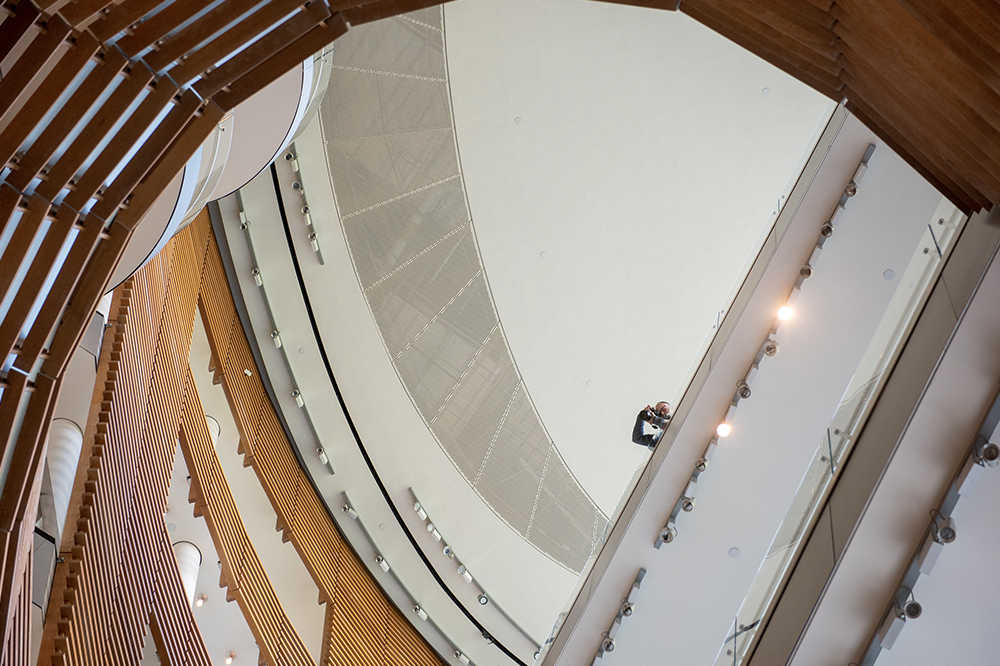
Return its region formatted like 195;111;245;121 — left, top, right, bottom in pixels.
213;71;304;202
270;165;527;666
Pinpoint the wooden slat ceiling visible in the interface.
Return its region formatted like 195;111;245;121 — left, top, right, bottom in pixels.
197;213;445;666
180;367;316;666
32;212;446;665
37;229;214;666
0;0;442;656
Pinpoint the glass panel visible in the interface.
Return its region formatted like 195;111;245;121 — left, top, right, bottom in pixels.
715;197;966;666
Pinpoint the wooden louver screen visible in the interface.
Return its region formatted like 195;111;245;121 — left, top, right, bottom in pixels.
37;217;215;666
198;216;444;666
178;367;315;666
32;210;443;666
0;0;442;654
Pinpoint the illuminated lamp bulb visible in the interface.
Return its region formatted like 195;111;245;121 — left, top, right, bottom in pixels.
716;422;732;438
225;652;236;664
195;594;207;607
777;305;793;321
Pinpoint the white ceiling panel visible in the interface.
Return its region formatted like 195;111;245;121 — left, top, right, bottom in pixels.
445;0;834;514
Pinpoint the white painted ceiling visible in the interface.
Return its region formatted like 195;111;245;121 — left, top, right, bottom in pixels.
445;0;834;514
271;1;838;655
785;221;1000;666
232;152;549;663
544;112;949;666
218;170;537;665
210;67;304;200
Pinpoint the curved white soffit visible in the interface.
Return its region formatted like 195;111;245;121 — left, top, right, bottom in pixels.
107;156;200;290
112;56;333;288
318;6;605;575
211;51;334;201
108;107;230;289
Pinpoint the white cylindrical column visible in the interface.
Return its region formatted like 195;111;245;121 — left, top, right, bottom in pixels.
46;418;84;542
95;292;113;327
205;416;220;449
172;541;202;607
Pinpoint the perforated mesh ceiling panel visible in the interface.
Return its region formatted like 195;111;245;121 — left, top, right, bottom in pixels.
319;6;607;573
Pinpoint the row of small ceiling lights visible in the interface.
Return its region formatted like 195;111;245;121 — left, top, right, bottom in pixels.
657;143;876;547
870;404;1000;663
340;496;475;665
412;495;491;607
285;148;325;263
591;144;878;664
238;163;334;477
249;149;493;665
408;489;542;658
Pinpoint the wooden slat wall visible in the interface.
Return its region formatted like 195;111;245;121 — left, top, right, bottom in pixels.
614;0;1000;214
41;221;214;666
37;210;442;665
1;544;33;666
0;372;58;662
196;220;443;666
0;0;443;649
178;367;314;666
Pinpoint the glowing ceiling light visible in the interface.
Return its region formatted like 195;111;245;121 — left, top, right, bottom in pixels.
225;652;236;664
716;422;732;438
777;305;793;320
195;594;207;607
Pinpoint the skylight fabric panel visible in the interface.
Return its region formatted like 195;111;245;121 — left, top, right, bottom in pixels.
345;178;468;290
320;7;607;573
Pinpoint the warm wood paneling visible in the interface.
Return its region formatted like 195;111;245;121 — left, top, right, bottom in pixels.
0;0;442;647
179;366;315;666
0;371;57;663
32;210;443;665
41;225;213;666
197;219;443;666
42;233;211;666
1;548;33;666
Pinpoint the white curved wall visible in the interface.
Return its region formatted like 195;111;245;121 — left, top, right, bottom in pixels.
110;49;336;288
